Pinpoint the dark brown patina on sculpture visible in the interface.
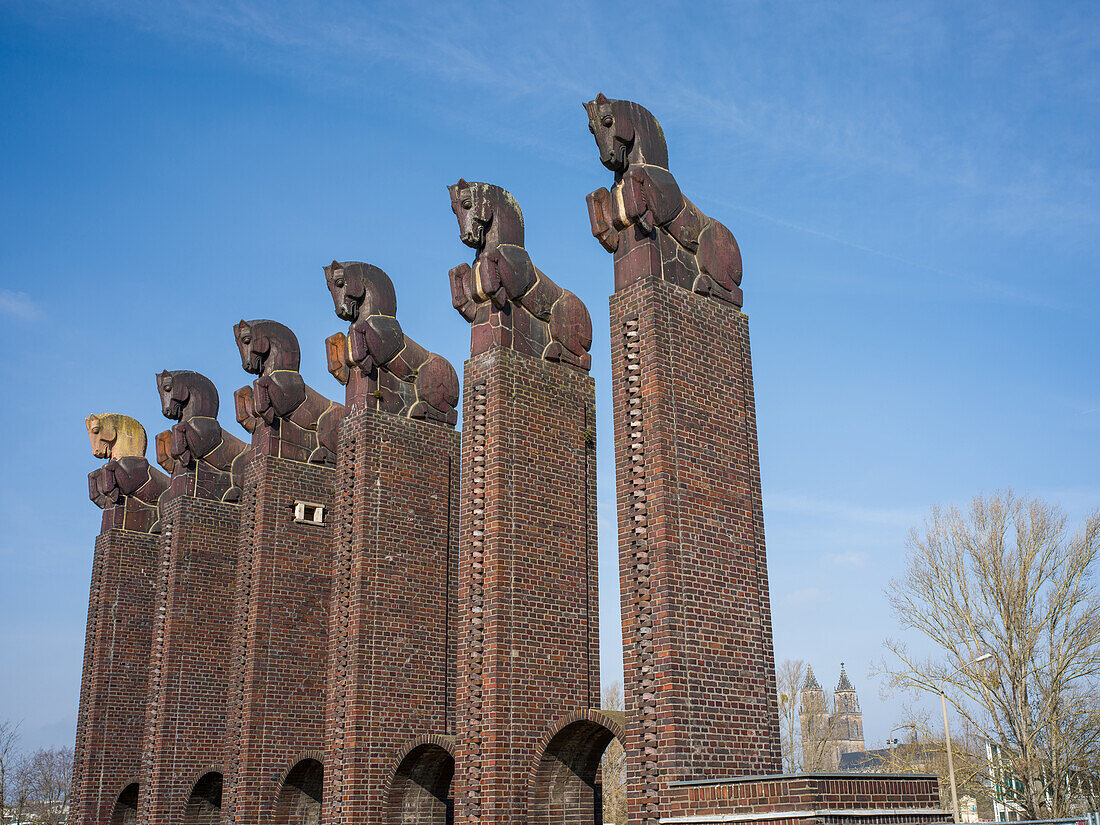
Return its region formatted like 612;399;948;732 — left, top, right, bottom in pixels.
86;413;169;533
323;260;459;426
233;319;345;464
448;179;593;370
585;93;744;307
154;370;248;502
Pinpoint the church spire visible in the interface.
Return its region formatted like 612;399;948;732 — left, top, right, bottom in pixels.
836;662;854;692
803;665;822;692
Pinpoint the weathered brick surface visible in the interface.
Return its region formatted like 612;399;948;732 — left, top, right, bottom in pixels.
610;275;782;820
323;407;459;824
454;347;599;825
222;452;334;824
136;494;239;824
70;526;158;825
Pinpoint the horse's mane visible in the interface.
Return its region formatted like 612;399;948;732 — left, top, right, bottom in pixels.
617;99;669;168
88;413;148;457
165;370;221;417
245;319;302;372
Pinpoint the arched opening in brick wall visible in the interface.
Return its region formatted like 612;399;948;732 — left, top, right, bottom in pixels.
109;782;140;825
385;738;455;825
182;771;223;824
271;758;323;825
529;711;625;825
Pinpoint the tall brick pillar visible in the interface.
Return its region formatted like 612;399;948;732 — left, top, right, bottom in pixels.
583;94;782;821
137;495;239;824
323;408;459;824
71;526;160;825
320;259;462;825
73;415;167;825
137;370;247;824
222;319;343;824
446;181;600;825
611;277;781;804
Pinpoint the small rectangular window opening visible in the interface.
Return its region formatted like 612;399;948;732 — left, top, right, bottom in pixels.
294;501;325;525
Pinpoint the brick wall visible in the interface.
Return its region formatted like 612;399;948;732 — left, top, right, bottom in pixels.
323;407;459;824
454;347;599;825
223;453;334;824
662;773;948;825
610;275;783;822
137;494;239;824
70;526;158;825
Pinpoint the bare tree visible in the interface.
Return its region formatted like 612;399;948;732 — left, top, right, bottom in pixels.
777;659;807;772
600;681;626;825
22;746;74;825
0;719;20;815
882;709;990;813
878;491;1100;818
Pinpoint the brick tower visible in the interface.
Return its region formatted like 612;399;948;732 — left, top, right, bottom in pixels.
72;415;167;825
587;93;946;825
447;181;602;825
137;369;247;824
320;261;461;824
222;320;344;824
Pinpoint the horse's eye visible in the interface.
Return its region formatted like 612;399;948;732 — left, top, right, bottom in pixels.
242;335;251;345
335;278;344;288
163;381;172;391
92;427;100;434
602;115;613;128
462;199;472;210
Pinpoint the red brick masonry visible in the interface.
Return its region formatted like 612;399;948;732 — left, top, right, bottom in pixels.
323;407;460;824
223;453;334;824
455;347;599;825
662;773;949;825
611;275;782;821
70;527;158;825
137;494;239;824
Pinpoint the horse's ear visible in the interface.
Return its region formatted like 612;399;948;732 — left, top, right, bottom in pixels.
457;178;469;190
596;92;609;105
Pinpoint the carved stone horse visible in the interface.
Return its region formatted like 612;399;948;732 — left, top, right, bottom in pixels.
584;93;744;307
233;319;344;464
447;180;593;371
155;370;248;502
324;260;459;426
86;413;168;532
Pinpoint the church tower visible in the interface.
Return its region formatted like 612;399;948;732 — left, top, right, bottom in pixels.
799;666;831;771
831;664;865;758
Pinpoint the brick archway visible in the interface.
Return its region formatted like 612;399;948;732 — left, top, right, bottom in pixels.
109;782;140;825
386;734;455;825
529;710;625;825
271;757;324;825
183;771;223;824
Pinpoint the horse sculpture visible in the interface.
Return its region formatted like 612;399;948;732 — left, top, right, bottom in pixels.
233;319;345;465
324;260;459;426
447;179;593;371
584;93;744;307
154;370;248;502
86;413;168;533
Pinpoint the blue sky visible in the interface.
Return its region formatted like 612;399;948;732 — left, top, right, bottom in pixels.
0;0;1097;752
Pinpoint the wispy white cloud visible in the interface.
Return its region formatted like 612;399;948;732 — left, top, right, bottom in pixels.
785;587;828;607
826;550;869;568
19;0;1099;302
767;492;924;529
0;290;41;321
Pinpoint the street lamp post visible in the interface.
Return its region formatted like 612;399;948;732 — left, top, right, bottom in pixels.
941;652;994;824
